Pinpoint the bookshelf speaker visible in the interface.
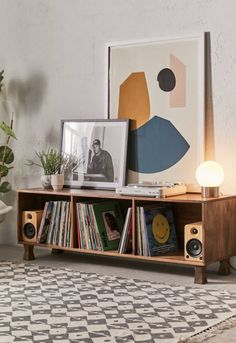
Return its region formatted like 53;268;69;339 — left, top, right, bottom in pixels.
22;210;43;243
184;222;203;261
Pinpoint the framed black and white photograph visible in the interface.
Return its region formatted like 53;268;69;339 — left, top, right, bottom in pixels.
60;119;129;189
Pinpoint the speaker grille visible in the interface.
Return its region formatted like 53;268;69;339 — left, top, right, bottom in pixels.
186;238;202;258
23;223;36;239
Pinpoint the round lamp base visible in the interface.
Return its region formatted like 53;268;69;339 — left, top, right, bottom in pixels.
201;186;220;198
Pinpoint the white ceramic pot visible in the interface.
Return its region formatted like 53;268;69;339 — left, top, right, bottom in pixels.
40;174;52;189
51;174;64;191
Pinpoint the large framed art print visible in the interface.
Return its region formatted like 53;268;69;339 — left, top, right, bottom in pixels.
107;34;205;186
60;119;129;189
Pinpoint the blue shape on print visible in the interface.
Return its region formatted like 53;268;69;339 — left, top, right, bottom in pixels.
128;115;190;173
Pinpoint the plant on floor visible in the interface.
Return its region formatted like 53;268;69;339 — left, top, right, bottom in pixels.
0;70;17;194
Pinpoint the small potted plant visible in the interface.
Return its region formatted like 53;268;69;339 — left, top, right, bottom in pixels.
52;153;80;191
60;153;80;179
27;148;79;190
27;148;62;189
0;70;17;221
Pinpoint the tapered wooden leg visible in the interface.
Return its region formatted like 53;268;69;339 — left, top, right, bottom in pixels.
218;259;231;275
23;244;35;261
194;266;207;284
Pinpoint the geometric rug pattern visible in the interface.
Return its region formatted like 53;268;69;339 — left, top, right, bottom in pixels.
0;261;236;343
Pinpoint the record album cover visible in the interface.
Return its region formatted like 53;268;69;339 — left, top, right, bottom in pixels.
143;204;178;256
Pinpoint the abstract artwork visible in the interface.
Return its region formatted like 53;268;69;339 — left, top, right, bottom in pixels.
107;34;205;184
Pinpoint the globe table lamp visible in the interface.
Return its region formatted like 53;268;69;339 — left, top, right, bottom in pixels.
195;161;224;198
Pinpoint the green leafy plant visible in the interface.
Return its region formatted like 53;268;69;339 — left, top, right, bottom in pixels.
27;148;80;176
0;70;17;194
27;148;63;175
60;153;80;176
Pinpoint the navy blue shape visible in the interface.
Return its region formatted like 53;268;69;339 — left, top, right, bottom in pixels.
128;115;190;173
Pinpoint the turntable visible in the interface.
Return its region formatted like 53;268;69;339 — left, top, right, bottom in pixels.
116;182;187;198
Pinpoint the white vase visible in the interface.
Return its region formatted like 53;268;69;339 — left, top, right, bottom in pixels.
40;175;52;189
0;200;12;223
51;174;64;191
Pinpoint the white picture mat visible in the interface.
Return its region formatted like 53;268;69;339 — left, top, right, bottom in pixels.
61;120;129;189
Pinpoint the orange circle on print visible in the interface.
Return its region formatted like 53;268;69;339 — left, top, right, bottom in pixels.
152;214;170;244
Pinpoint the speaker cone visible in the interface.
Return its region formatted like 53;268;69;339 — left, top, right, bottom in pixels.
23;223;36;239
186;239;202;258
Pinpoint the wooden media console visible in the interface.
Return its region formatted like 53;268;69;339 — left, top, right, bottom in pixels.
17;188;236;284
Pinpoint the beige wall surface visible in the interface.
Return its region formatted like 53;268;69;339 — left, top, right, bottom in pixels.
0;0;236;245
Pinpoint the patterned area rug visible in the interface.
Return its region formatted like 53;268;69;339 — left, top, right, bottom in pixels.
0;262;236;343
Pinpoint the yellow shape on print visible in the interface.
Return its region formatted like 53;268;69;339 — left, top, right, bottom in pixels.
118;72;150;130
152;214;170;244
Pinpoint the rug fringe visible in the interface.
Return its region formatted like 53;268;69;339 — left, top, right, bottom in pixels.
178;315;236;342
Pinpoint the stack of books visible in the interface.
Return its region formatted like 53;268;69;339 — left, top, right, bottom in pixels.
37;201;72;247
75;200;124;251
136;204;178;256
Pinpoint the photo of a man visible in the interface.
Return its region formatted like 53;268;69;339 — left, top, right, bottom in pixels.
87;139;114;182
61;119;128;189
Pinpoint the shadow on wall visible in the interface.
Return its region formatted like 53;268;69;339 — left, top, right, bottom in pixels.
7;72;47;116
45;127;61;148
0;73;49;245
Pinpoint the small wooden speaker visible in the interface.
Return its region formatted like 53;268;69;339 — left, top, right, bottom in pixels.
184;222;203;261
22;210;43;243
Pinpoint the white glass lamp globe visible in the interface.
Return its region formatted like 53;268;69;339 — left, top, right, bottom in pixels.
195;161;224;197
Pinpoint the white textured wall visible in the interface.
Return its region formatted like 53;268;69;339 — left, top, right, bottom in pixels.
0;0;236;245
